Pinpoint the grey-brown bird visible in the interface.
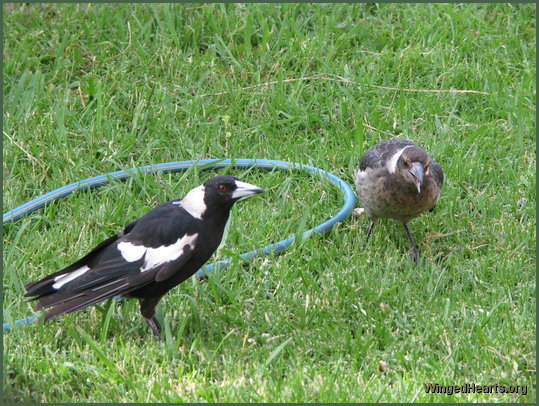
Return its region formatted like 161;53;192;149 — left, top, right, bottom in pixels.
354;139;443;262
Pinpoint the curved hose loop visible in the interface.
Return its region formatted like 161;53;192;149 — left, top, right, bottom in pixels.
3;159;357;331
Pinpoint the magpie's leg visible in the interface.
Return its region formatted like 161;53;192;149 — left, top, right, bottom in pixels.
403;223;419;263
139;297;164;340
365;221;376;243
146;317;162;339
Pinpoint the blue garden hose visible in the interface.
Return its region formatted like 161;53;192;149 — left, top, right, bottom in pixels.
3;159;357;332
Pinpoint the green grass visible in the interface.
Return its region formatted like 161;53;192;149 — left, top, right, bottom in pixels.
3;3;536;403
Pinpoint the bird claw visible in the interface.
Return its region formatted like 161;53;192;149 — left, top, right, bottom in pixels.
409;249;419;263
146;317;164;341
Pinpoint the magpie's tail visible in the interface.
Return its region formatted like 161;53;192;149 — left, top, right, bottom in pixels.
25;280;129;322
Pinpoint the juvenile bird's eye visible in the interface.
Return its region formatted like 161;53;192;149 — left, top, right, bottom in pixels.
218;184;228;193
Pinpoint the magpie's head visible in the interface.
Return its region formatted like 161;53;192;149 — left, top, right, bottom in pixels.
397;147;431;194
204;175;265;206
180;175;265;219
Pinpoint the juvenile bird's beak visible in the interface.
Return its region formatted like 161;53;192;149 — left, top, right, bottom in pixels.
232;180;265;199
409;162;424;194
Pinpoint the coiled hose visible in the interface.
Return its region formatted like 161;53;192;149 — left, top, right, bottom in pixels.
3;158;357;331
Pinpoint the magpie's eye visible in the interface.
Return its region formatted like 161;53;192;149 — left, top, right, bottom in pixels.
218;184;228;193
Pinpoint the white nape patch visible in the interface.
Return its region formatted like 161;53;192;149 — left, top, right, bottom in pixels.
52;265;90;290
231;180;261;199
387;146;411;173
118;234;198;272
141;233;198;272
179;185;206;219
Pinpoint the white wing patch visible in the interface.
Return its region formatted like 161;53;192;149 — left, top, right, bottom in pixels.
141;233;198;272
52;265;90;290
117;234;198;272
179;185;206;219
117;241;146;262
387;146;411;174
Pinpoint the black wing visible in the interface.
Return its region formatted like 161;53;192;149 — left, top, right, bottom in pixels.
359;139;417;171
24;202;198;320
36;244;194;321
24;219;138;296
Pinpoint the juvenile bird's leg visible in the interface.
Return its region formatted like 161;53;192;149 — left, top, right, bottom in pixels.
365;221;376;243
139;297;163;340
403;223;419;263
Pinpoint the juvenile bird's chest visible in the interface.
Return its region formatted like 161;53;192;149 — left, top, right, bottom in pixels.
356;171;439;222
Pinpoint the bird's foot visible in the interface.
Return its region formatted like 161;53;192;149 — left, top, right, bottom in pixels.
365;221;376;243
403;223;419;264
146;317;164;341
409;248;419;263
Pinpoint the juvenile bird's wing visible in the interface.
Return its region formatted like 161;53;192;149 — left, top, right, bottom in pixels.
359;139;417;170
429;159;444;188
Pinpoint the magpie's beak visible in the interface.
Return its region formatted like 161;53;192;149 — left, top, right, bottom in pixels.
232;181;265;199
409;162;424;194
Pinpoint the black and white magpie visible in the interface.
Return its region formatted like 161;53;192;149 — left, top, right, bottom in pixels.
354;139;444;262
24;175;264;338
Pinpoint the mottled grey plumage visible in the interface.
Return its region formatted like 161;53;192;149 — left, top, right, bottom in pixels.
355;139;443;262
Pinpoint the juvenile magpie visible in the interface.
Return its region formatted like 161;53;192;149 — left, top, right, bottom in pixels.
354;139;443;262
24;175;264;338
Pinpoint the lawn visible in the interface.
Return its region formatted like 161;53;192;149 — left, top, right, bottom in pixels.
2;3;536;403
